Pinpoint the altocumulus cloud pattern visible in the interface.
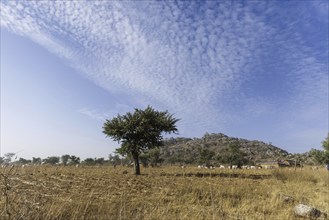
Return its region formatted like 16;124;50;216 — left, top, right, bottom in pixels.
1;1;328;140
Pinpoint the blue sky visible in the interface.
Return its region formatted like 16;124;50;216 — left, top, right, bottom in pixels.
1;1;328;160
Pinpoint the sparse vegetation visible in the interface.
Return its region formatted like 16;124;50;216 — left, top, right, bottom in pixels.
1;165;328;220
161;133;289;165
1;134;328;219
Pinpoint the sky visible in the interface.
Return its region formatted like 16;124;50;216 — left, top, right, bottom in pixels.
0;1;328;160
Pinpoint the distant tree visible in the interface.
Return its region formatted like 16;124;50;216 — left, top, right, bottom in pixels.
0;157;4;164
61;154;70;166
168;155;181;165
69;155;80;165
148;148;163;167
292;153;306;167
103;106;179;175
95;158;105;165
308;135;329;165
42;156;60;165
139;148;163;167
322;134;329;164
309;149;325;165
4;153;16;164
108;154;121;166
322;133;329;151
18;158;31;165
83;158;95;166
203;132;210;143
139;153;149;167
222;142;247;168
197;147;215;166
324;152;329;164
32;157;42;165
120;156;132;166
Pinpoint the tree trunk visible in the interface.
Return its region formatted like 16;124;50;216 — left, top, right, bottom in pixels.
133;153;141;175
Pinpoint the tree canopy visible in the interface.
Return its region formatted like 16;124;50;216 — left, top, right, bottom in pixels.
42;156;60;165
197;147;215;166
322;133;329;151
222;142;247;168
103;106;179;175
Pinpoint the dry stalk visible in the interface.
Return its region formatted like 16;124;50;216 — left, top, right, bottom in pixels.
0;166;16;220
82;189;94;220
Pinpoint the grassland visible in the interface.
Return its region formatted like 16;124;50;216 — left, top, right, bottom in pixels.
1;165;328;220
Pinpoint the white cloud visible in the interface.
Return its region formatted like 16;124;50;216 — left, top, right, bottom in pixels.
1;1;327;147
78;108;107;121
78;103;133;122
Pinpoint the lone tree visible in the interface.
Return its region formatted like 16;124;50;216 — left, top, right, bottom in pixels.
103;106;179;175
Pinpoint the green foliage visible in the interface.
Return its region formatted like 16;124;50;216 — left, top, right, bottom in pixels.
69;155;80;165
103;106;179;155
32;157;42;165
83;158;95;166
309;148;329;165
108;154;121;166
147;148;163;167
59;155;80;165
324;151;329;164
167;155;182;165
221;142;248;167
82;157;104;166
103;106;179;175
305;135;329;165
18;158;31;165
197;147;215;166
95;158;105;165
4;153;16;164
322;133;329;151
161;133;289;165
139;154;149;167
61;154;70;166
42;156;60;165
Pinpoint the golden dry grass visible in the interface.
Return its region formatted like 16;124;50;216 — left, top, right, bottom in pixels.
1;165;328;220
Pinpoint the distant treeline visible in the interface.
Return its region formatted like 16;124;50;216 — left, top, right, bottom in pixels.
2;133;328;167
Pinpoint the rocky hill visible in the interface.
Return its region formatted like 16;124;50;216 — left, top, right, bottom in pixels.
160;133;289;165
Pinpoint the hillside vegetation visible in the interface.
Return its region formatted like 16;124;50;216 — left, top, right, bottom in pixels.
160;133;289;165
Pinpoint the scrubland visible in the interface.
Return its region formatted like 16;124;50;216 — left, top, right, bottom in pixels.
1;165;328;220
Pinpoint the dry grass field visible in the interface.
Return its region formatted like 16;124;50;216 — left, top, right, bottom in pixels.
1;165;328;220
